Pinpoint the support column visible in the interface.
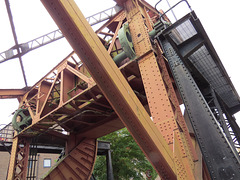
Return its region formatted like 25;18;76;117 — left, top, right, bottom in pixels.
162;40;240;179
123;0;196;179
106;149;114;180
7;136;30;180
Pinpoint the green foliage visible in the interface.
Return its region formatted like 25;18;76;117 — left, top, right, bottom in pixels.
93;128;158;180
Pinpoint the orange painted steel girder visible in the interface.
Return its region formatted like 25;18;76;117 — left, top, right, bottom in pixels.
123;0;197;178
0;89;27;99
41;0;176;179
5;0;205;179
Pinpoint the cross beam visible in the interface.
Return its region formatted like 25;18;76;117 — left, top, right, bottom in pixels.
41;0;176;178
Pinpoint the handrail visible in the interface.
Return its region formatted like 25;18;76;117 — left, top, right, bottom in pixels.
155;0;192;23
0;123;14;142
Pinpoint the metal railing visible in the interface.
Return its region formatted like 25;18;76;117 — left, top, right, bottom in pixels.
155;0;192;24
0;123;14;143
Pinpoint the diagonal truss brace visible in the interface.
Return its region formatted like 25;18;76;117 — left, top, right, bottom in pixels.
40;0;177;178
0;5;122;63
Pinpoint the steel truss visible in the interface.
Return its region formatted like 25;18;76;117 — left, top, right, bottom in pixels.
4;0;240;179
8;137;30;180
0;5;122;64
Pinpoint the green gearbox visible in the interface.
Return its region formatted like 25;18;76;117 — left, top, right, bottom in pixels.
12;108;32;132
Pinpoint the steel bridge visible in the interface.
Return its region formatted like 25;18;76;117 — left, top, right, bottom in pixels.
0;0;240;179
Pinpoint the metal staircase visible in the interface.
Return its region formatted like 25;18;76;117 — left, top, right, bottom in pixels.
43;138;97;180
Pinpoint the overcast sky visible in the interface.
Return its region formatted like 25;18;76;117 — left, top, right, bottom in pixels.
0;0;239;127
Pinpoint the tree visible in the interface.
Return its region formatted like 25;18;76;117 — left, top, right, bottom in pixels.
93;128;158;179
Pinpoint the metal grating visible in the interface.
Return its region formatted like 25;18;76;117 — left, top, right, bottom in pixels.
188;45;239;107
169;19;197;45
165;13;240;109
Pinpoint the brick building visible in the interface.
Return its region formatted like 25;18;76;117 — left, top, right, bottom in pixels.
0;151;58;180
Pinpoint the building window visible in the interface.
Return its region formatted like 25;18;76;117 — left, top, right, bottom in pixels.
43;159;51;168
28;159;32;169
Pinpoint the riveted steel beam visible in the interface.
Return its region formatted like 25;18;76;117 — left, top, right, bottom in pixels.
123;0;196;178
162;40;240;180
41;0;176;178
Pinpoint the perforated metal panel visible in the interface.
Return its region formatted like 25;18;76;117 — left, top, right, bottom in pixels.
169;19;197;45
188;45;239;107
